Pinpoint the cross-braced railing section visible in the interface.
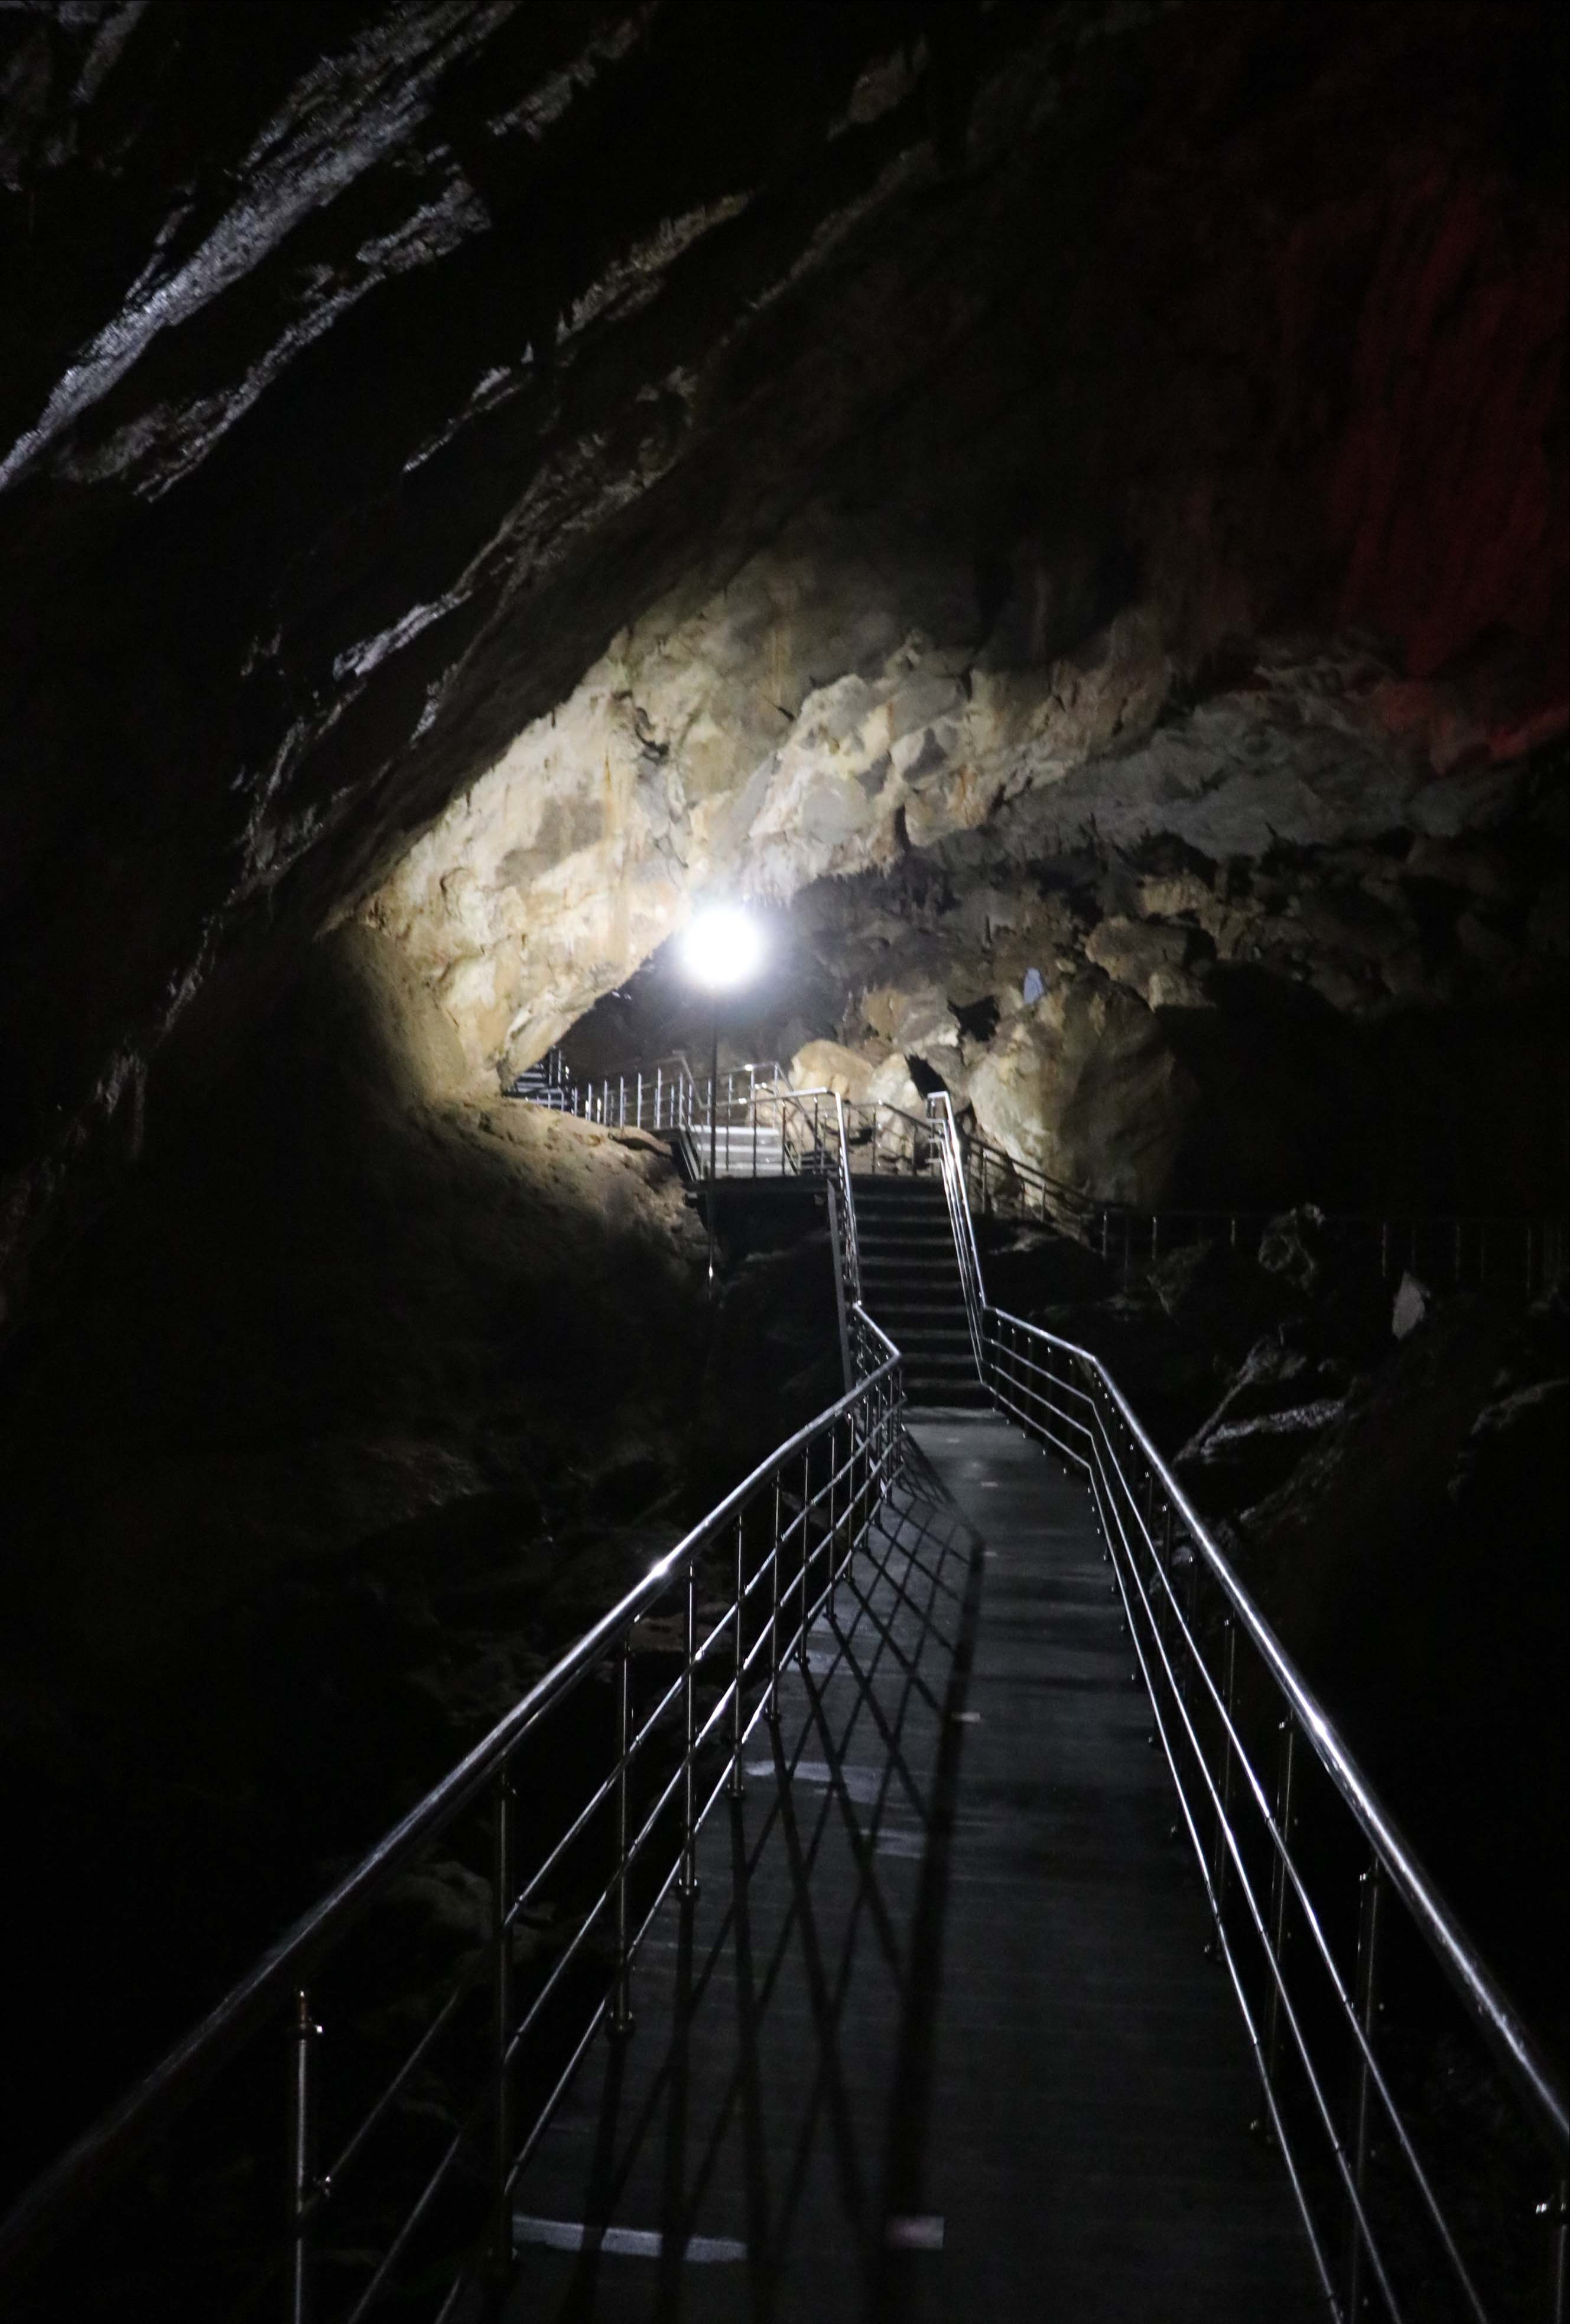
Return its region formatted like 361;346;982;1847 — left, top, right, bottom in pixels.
983;1308;1569;2324
506;1053;785;1133
0;1316;903;2324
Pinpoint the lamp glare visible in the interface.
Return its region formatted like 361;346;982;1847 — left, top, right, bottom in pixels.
681;905;763;992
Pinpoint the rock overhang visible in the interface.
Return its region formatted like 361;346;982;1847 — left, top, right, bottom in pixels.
1;0;1566;1319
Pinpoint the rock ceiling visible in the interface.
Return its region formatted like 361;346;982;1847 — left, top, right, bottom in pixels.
2;1;1566;1314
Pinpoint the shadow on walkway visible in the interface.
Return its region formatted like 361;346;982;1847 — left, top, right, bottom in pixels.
503;1452;983;2322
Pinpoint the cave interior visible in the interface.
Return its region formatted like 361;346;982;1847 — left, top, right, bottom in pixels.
1;1;1566;2315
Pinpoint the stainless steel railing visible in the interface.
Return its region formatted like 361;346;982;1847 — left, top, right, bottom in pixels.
0;1311;903;2322
984;1312;1568;2320
921;1093;1570;2320
511;1047;1565;1298
506;1053;786;1133
930;1090;988;1379
1077;1205;1569;1298
945;1130;1566;1298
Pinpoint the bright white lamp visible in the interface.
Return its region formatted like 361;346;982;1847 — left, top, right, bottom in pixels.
681;903;763;993
681;902;763;1294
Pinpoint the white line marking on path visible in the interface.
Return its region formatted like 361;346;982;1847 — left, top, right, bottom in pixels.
513;2216;746;2263
884;2215;945;2250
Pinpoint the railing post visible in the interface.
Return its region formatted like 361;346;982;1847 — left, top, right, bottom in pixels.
1344;1856;1383;2316
678;1568;699;1902
767;1473;784;1722
798;1445;813;1670
489;1768;515;2277
729;1512;746;1798
287;1987;318;2324
1210;1616;1237;1936
820;1417;836;1624
1543;2176;1568;2324
609;1644;635;2037
1262;1716;1298;2102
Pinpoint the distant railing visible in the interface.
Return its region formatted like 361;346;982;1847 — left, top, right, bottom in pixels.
508;1053;1565;1299
921;1095;1570;2322
1075;1207;1568;1299
505;1053;784;1133
0;1315;903;2322
948;1136;1566;1298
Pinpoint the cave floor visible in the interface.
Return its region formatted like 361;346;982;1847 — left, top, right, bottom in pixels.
500;1416;1319;2322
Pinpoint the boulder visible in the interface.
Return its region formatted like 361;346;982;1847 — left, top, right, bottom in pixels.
1084;916;1210;1009
1257;1205;1328;1297
967;973;1197;1205
788;1039;878;1103
1175;1398;1346;1512
1391;1270;1431;1340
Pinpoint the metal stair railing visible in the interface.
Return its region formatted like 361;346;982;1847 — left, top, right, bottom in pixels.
511;1052;1565;1296
930;1091;988;1380
0;1313;903;2323
929;1106;1566;1299
922;1094;1569;2322
506;1054;785;1136
678;1083;870;1376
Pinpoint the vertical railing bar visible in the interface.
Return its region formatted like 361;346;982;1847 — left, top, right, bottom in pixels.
729;1512;746;1798
287;1987;317;2324
768;1472;783;1721
1211;1616;1238;1932
1345;1855;1383;2317
1263;1716;1298;2100
487;1769;514;2276
609;1642;635;2037
678;1569;698;1900
796;1443;812;1669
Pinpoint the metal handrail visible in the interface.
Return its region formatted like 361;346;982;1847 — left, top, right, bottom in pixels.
929;1090;987;1375
1010;1314;1566;2151
505;1053;786;1135
912;1104;1569;2316
982;1307;1568;2318
511;1049;1565;1294
0;1309;903;2316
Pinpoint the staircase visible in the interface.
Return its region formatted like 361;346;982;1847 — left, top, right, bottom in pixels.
680;1121;787;1176
853;1176;986;1407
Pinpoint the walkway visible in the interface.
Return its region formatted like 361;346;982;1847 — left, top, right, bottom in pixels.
500;1414;1318;2321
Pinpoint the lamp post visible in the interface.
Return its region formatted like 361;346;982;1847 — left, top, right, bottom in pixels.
680;903;763;1298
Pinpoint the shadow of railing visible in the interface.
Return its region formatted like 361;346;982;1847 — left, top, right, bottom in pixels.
504;1459;984;2320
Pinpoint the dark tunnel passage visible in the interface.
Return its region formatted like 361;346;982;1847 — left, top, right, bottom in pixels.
0;3;1566;2318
